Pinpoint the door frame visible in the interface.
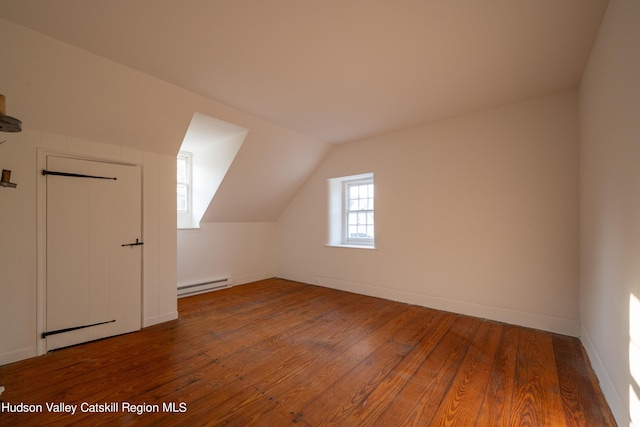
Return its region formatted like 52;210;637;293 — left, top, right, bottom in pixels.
36;148;144;355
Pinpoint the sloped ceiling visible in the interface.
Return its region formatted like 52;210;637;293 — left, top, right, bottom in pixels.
0;1;608;223
0;18;330;222
0;0;608;145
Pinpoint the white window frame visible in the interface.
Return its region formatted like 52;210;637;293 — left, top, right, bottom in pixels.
343;177;374;245
328;172;375;248
177;151;193;228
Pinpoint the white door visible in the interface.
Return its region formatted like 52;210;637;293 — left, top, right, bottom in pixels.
45;156;142;351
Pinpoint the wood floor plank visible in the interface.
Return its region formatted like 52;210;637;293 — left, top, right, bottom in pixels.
376;315;481;425
339;310;456;426
0;279;616;426
476;322;519;426
429;321;503;426
511;328;567;427
134;295;380;423
293;307;442;426
6;279;314;396
552;333;617;426
177;291;403;425
233;303;424;426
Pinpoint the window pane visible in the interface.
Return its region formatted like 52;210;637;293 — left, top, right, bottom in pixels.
177;183;188;212
357;212;367;225
348;212;357;225
366;225;374;237
349;185;359;199
177;157;187;183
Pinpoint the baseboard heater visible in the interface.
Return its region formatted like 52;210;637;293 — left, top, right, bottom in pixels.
178;277;232;298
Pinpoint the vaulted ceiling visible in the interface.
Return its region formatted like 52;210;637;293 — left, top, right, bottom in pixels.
0;0;608;145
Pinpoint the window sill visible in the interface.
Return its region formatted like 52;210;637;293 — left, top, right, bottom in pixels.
326;244;377;250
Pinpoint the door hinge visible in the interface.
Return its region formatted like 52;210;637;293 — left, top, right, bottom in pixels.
121;238;144;247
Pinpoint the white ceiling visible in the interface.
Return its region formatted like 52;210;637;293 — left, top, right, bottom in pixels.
0;0;608;145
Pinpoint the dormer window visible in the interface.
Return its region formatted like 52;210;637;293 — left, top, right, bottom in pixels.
177;151;192;228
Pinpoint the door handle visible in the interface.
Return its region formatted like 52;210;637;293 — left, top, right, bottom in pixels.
121;238;144;247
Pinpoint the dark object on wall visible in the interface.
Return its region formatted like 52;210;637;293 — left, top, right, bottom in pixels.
0;169;16;188
41;319;116;338
42;169;118;180
0;94;22;133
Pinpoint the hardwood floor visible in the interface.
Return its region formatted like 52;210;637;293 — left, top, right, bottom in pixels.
0;278;616;426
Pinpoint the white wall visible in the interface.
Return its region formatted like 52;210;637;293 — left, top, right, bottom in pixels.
278;91;580;336
0;129;177;365
579;0;640;425
0;131;37;365
178;223;277;288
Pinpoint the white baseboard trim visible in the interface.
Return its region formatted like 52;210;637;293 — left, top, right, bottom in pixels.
143;311;178;328
0;346;38;366
279;273;580;336
580;325;629;427
232;272;276;286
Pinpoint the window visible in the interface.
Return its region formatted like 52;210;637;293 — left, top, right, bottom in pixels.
328;172;375;248
344;178;374;245
177;152;192;227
